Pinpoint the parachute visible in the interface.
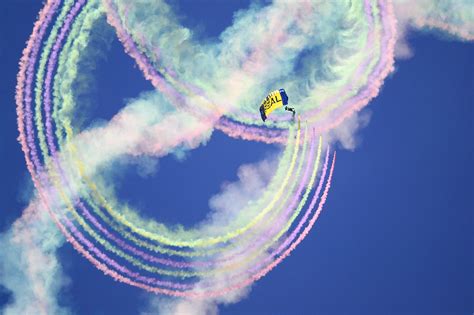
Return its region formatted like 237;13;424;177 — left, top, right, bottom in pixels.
259;89;294;122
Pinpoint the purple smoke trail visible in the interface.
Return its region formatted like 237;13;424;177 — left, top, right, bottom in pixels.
19;0;61;173
43;0;86;155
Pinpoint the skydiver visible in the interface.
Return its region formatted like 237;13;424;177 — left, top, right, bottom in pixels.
285;106;296;118
259;88;296;122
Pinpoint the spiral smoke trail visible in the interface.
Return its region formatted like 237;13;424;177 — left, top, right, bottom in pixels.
1;0;472;314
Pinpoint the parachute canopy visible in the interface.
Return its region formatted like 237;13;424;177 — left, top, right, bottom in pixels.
259;89;289;122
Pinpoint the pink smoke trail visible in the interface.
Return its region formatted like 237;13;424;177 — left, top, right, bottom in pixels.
16;0;60;174
60;212;196;290
96;150;336;299
102;0;395;147
102;0;319;143
211;0;382;145
313;0;397;135
203;145;330;290
38;15;322;288
205;151;336;299
102;0;235;126
212;132;318;265
222;0;395;145
216;119;287;144
14;1;197;297
299;0;374;119
16;0;339;299
103;149;334;298
35;0;196;269
54;132;316;279
39;125;319;292
35;2;239;272
101;0;187;109
37;1;221;266
13;0;192;298
246;146;329;272
41;130;314;279
138;150;336;298
23;143;335;298
413;18;474;41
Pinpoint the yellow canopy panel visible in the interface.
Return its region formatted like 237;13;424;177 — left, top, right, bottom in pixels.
259;89;289;121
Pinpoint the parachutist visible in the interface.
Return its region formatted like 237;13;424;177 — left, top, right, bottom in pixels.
259;89;294;122
285;106;296;117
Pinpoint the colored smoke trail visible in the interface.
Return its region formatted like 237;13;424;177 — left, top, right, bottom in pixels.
49;3;312;260
15;0;330;292
102;0;398;143
4;0;471;312
21;3;323;287
0;201;66;315
394;0;474;41
5;2;404;300
393;0;474;57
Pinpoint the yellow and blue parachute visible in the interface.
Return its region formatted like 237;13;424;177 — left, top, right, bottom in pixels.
259;88;290;121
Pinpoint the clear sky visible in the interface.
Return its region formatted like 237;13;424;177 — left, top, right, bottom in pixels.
0;1;472;315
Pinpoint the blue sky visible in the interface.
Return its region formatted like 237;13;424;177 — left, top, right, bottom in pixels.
0;1;472;315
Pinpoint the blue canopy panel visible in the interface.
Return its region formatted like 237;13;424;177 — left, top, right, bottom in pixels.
279;88;289;106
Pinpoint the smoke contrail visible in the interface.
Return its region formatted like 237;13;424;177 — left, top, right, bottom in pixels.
9;0;472;309
11;0;393;299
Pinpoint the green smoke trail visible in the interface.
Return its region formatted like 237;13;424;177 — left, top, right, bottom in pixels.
34;0;75;162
